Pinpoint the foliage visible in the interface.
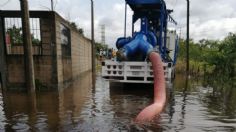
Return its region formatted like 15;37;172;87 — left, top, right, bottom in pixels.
95;42;108;56
6;25;41;45
31;34;41;45
6;25;23;44
69;22;84;35
177;33;236;77
96;42;108;51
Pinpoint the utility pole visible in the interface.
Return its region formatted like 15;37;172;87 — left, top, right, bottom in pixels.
51;0;54;11
124;2;127;37
91;0;96;83
20;0;36;92
0;17;7;90
186;0;190;76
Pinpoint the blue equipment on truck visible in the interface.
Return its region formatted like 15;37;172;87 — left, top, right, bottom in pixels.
102;0;179;83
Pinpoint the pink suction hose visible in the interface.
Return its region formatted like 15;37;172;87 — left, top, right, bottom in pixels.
135;52;166;122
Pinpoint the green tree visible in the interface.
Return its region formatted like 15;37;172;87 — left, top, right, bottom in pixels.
6;25;23;45
69;22;84;35
177;33;236;77
6;25;41;45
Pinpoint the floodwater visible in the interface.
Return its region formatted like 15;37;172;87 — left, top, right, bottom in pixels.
0;72;236;131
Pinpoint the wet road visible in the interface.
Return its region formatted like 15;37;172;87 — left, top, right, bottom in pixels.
0;72;236;131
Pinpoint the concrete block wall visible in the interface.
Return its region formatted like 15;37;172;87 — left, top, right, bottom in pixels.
71;31;92;79
62;57;72;82
2;11;92;90
55;19;64;84
40;18;53;55
34;56;53;85
6;56;25;84
55;13;92;84
5;16;55;89
5;18;53;56
6;56;53;88
8;46;41;55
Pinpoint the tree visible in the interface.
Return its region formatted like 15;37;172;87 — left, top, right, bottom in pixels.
6;25;41;45
177;33;236;77
69;22;84;35
6;25;23;45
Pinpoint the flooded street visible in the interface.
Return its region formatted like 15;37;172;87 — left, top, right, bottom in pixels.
0;72;236;131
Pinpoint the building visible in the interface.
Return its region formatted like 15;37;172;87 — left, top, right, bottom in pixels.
0;11;92;90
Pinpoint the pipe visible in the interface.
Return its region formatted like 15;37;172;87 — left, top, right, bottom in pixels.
117;33;154;61
135;52;166;122
116;37;132;49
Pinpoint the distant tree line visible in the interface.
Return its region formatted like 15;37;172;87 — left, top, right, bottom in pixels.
177;33;236;77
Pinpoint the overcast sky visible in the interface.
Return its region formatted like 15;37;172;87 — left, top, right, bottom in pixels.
1;0;236;48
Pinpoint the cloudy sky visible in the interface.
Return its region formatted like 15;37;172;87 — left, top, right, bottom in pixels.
1;0;236;48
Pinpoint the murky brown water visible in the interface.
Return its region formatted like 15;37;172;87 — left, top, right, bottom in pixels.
0;72;236;131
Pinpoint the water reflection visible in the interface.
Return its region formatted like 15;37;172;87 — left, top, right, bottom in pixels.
201;77;236;123
58;72;93;131
163;74;236;132
0;72;235;131
3;92;59;131
0;90;6;131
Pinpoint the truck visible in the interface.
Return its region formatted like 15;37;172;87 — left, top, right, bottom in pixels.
102;0;179;84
